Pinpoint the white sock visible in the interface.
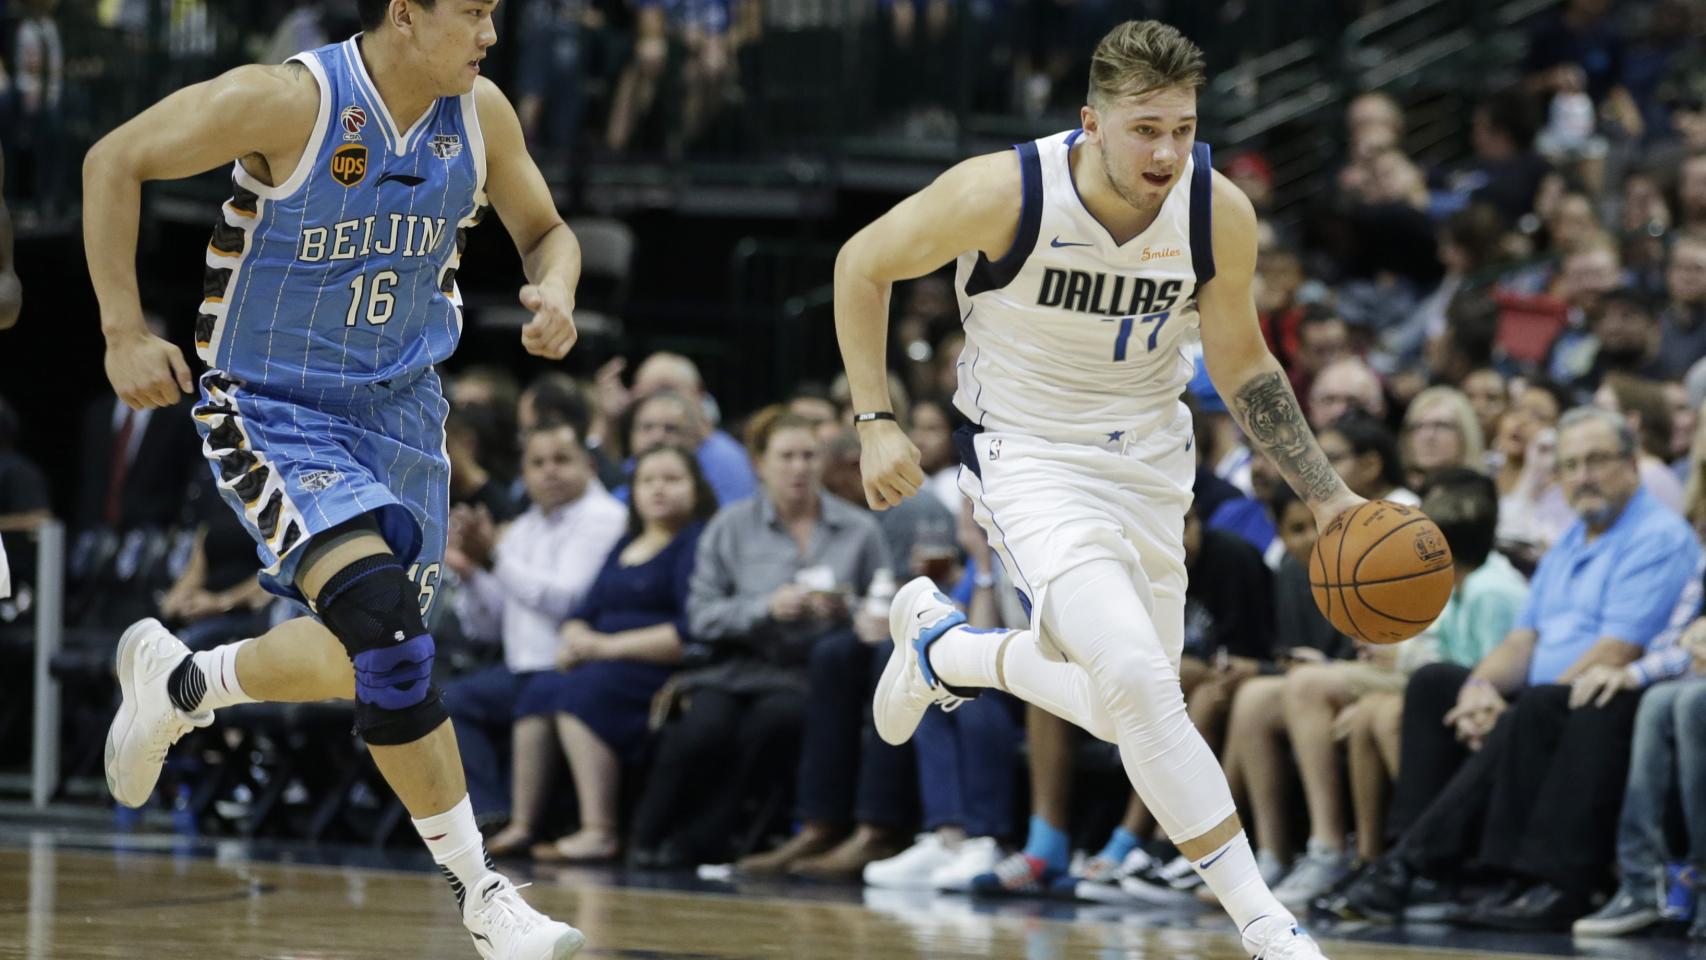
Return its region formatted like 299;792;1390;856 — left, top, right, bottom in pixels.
191;640;257;712
1193;832;1293;931
923;625;1008;689
412;795;495;910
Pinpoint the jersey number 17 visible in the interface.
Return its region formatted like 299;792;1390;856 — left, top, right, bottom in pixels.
1107;309;1171;361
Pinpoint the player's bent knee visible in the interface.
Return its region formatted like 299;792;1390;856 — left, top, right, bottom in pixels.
314;554;449;746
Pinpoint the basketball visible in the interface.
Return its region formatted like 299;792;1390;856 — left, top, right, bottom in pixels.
1310;500;1454;644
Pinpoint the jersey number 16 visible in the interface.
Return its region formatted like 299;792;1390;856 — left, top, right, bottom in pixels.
345;270;399;326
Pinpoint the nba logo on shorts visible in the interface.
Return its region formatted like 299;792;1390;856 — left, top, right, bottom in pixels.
339;105;367;142
429;134;463;160
300;470;343;493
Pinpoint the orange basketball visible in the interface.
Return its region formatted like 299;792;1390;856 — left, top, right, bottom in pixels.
1309;500;1454;644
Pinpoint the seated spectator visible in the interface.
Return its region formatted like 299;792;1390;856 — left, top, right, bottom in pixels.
1336;407;1703;930
158;476;273;651
597;352;758;504
1545;237;1626;386
1572;289;1670;395
1222;486;1356;880
1317;412;1419;507
862;501;1020;893
1186;357;1253;496
444;421;629;830
1462;368;1510;465
1382;205;1511;375
612;389;755;507
1573;618;1706;940
446;405;523;522
1494;379;1574;565
518;371;625;490
1401;386;1485;491
1307;357;1386;431
908;396;966;516
1595;373;1686;512
1658;232;1706;379
1288;306;1353;413
522;445;716;863
821;429;957;592
1280;469;1527;906
628;408;887;868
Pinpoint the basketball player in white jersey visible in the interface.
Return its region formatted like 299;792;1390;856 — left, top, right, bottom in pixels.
835;22;1361;959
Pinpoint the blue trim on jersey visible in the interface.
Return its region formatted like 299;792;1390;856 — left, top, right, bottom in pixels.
965;140;1044;297
1064;128;1083;147
1189;142;1215;286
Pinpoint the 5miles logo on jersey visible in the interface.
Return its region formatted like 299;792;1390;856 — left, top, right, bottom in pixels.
330;143;368;187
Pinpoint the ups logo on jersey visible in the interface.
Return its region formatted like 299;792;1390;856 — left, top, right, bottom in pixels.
330;144;368;187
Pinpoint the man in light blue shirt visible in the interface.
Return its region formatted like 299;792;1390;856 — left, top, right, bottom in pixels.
1338;407;1704;930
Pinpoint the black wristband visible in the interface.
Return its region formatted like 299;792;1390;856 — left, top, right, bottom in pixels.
853;411;897;424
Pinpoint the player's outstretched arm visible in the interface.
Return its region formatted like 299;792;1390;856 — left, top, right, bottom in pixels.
83;64;317;408
475;78;580;361
1196;173;1360;530
0;149;19;330
834;151;1020;509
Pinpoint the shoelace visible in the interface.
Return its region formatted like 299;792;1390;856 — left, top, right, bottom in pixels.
143;711;197;764
480;881;544;936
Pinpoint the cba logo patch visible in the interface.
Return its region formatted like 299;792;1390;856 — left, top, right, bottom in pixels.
339;104;367;141
330;143;368;187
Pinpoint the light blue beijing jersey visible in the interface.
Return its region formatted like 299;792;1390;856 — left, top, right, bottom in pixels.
191;37;486;606
196;37;485;397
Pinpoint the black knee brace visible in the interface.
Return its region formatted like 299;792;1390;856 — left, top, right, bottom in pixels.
317;554;448;746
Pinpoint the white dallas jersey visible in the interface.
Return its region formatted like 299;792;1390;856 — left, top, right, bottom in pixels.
953;130;1215;439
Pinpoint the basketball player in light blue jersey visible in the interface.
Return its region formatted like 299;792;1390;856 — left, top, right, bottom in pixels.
84;2;583;957
836;22;1364;960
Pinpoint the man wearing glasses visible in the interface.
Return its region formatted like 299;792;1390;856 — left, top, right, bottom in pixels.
1334;406;1704;931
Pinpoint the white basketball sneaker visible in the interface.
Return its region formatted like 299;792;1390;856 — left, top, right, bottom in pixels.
873;576;969;746
464;874;585;959
1241;914;1328;959
105;618;211;807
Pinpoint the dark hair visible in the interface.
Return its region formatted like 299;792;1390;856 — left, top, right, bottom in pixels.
743;404;819;457
1443;291;1499;370
358;0;436;31
523;372;591;440
521;419;589;455
626;444;717;537
1600;373;1673;459
1591;287;1658;326
445;402;507;470
1477;89;1541;151
1444;204;1510;274
1328;411;1407;492
1521;377;1574;421
1297;303;1345;335
1420;467;1499;568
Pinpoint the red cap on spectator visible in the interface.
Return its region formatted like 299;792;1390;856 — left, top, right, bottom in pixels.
1222;152;1274;190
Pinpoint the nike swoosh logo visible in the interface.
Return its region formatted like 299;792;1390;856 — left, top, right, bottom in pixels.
1198;849;1228;870
1050;236;1093;248
471;933;491;945
377;172;428;188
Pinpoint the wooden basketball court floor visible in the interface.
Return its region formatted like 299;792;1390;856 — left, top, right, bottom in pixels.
1;826;1695;960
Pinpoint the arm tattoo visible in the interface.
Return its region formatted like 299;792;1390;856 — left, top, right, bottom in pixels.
1231;370;1344;506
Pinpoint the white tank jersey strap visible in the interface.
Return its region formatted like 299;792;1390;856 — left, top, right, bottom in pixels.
952;129;1217;443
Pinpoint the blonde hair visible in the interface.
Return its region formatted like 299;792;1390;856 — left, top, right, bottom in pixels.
1405;386;1485;470
1088;20;1206;108
1682;397;1706;535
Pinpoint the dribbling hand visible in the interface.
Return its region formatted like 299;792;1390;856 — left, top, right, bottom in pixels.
104;327;193;410
518;281;577;359
857;419;925;511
